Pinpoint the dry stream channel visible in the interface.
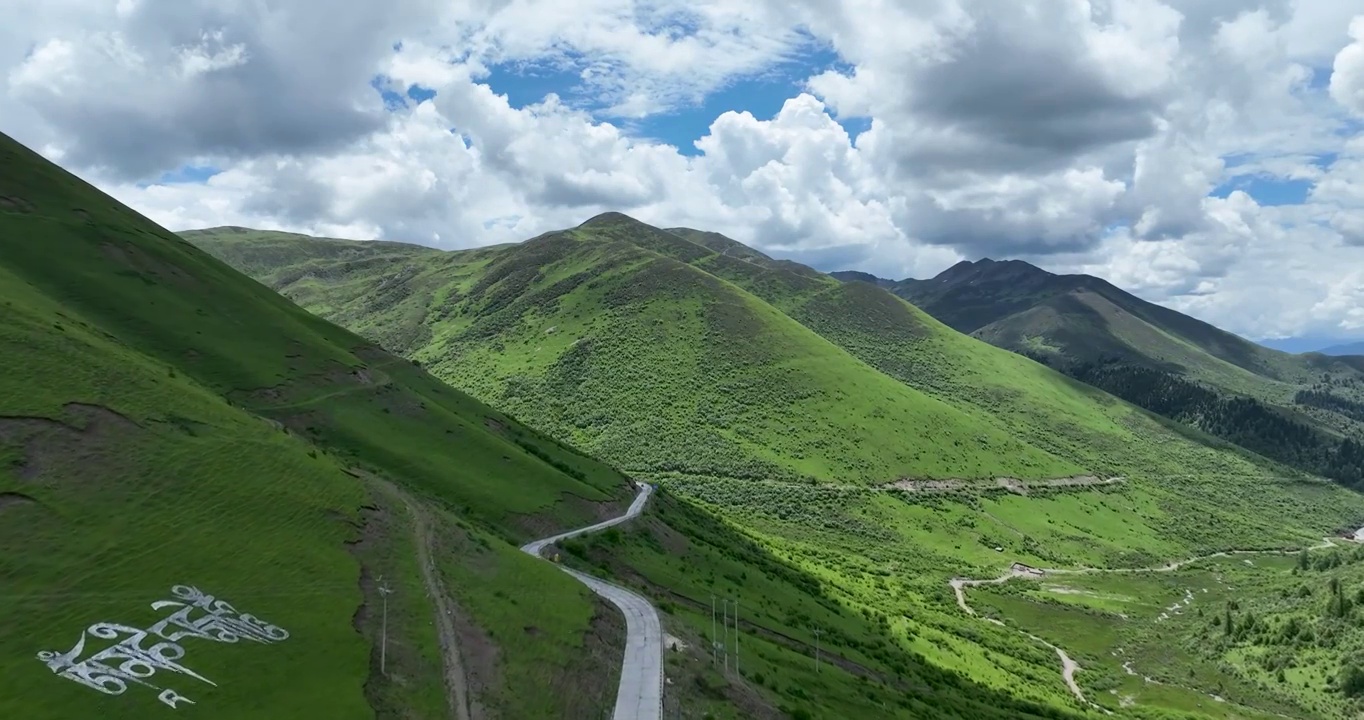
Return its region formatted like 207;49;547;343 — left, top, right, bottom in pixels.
950;532;1357;715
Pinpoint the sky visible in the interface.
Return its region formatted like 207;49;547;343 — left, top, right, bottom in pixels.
2;1;1364;343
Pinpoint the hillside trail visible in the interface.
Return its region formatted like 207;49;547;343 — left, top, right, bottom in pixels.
1041;535;1340;577
521;482;662;720
949;571;1100;713
368;476;475;720
950;534;1349;715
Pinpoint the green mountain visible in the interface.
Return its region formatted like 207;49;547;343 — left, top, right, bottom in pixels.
0;131;659;719
186;213;1364;716
190;217;1265;488
834;260;1364;491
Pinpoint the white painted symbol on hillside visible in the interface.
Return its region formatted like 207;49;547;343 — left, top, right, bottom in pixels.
36;585;289;709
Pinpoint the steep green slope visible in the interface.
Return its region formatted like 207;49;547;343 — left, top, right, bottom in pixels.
186;212;1364;719
190;221;1079;485
839;260;1364;490
0;132;635;719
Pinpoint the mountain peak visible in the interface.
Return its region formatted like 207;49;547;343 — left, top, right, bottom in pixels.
578;211;647;230
934;257;1053;285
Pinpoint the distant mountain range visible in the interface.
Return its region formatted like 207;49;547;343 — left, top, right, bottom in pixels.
832;259;1364;488
1321;341;1364;356
1257;337;1364;356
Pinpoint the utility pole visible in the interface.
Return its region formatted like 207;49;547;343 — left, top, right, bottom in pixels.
378;576;393;676
813;628;822;673
711;594;717;666
733;597;739;678
722;599;729;674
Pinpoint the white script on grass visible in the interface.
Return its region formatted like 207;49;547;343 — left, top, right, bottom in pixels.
36;585;289;708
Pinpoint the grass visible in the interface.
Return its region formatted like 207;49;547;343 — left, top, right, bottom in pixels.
0;264;372;719
0;130;637;719
962;544;1364;719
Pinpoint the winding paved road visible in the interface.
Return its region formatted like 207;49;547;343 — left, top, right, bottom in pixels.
521;483;662;720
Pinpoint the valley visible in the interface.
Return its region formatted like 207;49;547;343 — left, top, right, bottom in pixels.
0;131;634;720
5;5;1362;720
953;534;1364;719
3;122;1363;719
185;213;1364;718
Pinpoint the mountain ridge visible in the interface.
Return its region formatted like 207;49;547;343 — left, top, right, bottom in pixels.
1321;341;1364;356
835;257;1364;490
184;214;1350;490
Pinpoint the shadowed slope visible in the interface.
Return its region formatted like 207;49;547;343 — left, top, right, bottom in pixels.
0;131;636;720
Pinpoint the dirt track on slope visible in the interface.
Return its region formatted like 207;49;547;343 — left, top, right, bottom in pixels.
949;570;1095;710
367;475;475;720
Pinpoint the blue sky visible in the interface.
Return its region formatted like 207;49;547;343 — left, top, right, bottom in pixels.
148;164;221;186
478;42;868;152
1210;175;1314;206
1210;151;1339;206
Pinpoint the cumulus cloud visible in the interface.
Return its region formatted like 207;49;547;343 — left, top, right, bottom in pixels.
804;0;1180;174
5;0;450;178
2;0;1364;340
1332;16;1364;117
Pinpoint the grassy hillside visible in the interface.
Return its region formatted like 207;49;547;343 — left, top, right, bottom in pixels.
189;214;1364;718
841;260;1364;491
0;131;642;719
189;220;1079;486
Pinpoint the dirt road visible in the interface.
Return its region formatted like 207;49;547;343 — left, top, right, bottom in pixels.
369;477;474;720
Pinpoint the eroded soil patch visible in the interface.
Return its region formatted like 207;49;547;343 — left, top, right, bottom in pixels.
891;474;1125;495
660;616;782;720
99;239;196;289
230;358;398;411
0;195;37;213
0;403;139;481
0;491;36;514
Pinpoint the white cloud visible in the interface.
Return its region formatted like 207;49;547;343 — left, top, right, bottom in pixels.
2;0;1364;341
1331;16;1364;117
